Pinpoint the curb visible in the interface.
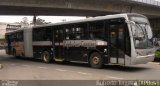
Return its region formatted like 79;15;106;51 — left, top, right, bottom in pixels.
148;62;160;65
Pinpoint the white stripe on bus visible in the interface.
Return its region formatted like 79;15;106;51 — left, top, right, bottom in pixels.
33;41;52;46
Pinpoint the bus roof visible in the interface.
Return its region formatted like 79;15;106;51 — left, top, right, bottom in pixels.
5;29;24;35
33;13;146;28
5;13;146;34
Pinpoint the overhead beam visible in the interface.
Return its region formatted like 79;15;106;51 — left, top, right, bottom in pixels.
0;0;159;17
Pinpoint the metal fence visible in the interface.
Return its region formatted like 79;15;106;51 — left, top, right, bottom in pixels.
131;0;160;6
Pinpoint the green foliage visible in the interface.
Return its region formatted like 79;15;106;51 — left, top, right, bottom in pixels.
155;50;160;59
31;18;51;25
0;35;5;39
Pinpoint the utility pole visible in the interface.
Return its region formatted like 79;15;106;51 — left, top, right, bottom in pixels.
33;15;37;26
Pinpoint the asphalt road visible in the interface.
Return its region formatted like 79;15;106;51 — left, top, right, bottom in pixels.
0;50;160;81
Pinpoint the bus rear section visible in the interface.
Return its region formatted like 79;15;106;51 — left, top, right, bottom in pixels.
5;30;24;56
5;29;33;58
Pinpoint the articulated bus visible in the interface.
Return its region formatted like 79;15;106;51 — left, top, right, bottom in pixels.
5;13;155;68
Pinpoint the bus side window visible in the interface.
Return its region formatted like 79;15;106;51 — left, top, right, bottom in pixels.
69;27;76;40
16;31;23;41
89;33;94;39
88;21;105;40
64;25;76;40
65;28;69;40
58;30;63;42
44;28;52;41
75;23;88;40
54;30;59;42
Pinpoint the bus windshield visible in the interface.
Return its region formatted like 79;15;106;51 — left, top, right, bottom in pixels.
129;16;153;49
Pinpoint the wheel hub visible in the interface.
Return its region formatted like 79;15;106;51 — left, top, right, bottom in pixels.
93;56;100;64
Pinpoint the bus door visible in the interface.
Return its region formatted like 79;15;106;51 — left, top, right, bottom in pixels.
6;35;12;54
53;29;64;61
109;22;125;65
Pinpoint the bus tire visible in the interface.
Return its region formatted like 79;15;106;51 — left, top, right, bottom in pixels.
90;52;103;68
42;51;52;63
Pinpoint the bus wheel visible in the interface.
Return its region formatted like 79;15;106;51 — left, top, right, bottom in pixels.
42;51;52;63
90;52;103;68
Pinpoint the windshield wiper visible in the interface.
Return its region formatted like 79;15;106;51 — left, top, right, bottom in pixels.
136;23;153;48
135;23;146;35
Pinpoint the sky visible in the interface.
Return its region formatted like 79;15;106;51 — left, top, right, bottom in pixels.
0;16;86;23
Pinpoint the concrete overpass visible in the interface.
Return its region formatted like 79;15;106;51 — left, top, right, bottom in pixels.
0;0;159;17
0;0;160;37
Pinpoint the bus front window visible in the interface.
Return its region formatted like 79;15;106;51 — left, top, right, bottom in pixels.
131;22;153;49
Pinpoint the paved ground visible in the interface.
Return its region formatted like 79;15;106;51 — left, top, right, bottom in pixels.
0;50;160;80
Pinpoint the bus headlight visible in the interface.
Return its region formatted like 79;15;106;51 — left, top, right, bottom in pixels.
104;49;107;53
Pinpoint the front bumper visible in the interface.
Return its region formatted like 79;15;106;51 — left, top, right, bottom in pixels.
131;54;155;65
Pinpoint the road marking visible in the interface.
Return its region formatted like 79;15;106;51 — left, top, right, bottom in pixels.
22;65;30;67
107;76;124;80
37;66;48;69
10;64;16;66
55;69;67;72
155;70;160;71
77;72;91;75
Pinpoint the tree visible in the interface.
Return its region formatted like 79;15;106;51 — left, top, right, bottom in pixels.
31;17;51;25
20;17;30;27
36;18;46;25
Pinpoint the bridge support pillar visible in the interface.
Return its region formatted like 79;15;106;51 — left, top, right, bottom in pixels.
150;18;160;38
